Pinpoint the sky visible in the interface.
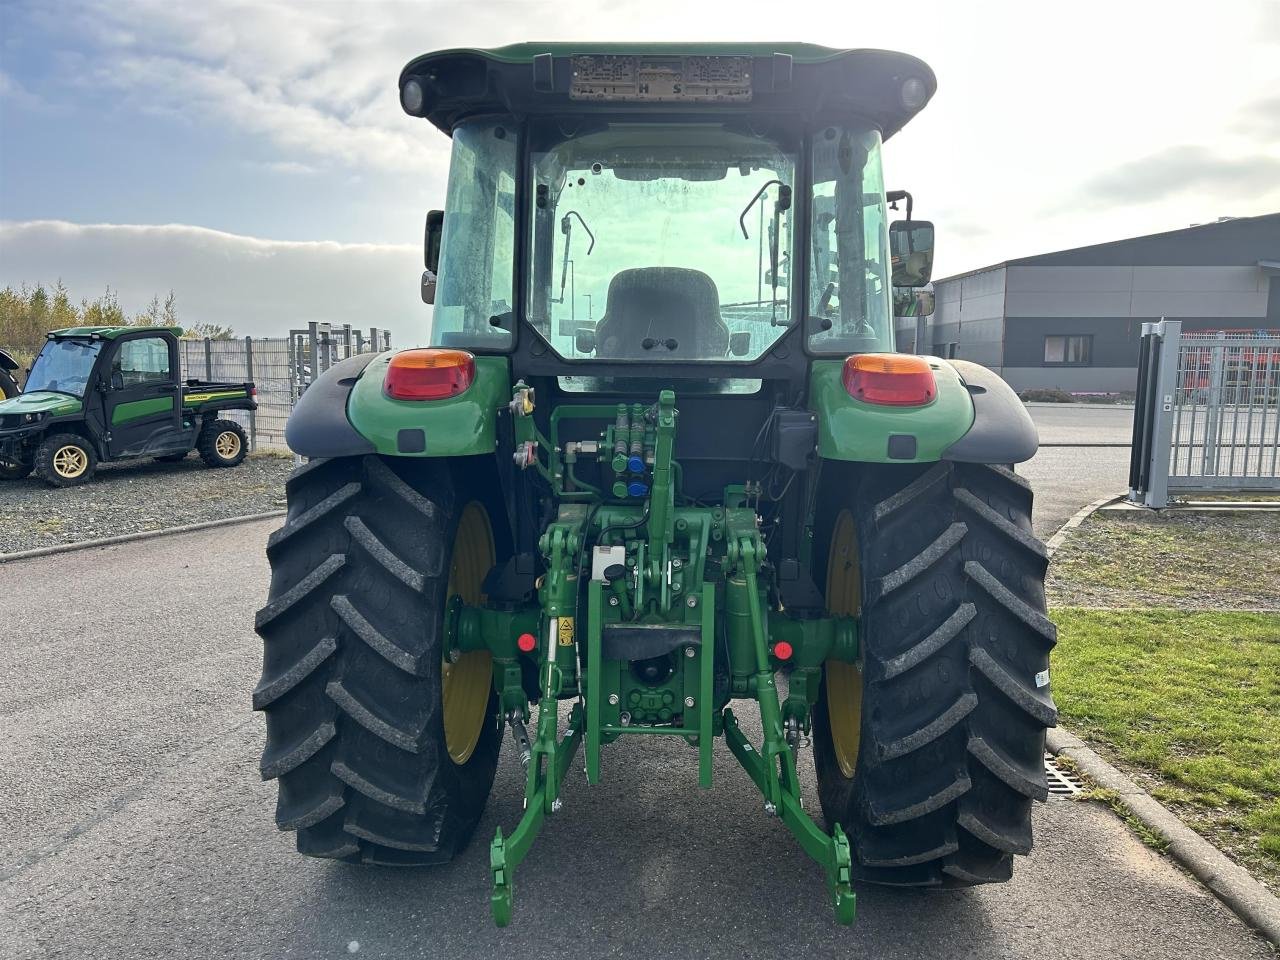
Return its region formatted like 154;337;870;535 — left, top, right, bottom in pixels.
1;0;1278;346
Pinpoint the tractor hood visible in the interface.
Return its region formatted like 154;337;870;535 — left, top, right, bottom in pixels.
0;391;84;419
399;43;936;138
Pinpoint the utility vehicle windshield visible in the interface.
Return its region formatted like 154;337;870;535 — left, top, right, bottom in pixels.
528;123;795;362
25;339;102;397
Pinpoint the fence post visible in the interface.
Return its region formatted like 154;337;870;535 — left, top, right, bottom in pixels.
1204;333;1226;476
204;337;213;380
244;335;257;453
1143;319;1182;508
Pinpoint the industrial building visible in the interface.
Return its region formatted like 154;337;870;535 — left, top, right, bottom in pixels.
901;212;1280;393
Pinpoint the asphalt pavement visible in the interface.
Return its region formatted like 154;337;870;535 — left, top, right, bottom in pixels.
1023;405;1133;536
2;405;1271;959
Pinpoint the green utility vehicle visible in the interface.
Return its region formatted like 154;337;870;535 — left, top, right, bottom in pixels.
0;350;19;400
256;44;1052;928
0;326;256;486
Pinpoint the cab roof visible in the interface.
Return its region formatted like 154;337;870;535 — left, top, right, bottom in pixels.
49;325;182;340
399;42;936;139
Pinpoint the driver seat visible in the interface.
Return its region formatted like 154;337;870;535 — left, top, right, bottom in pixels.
594;268;729;359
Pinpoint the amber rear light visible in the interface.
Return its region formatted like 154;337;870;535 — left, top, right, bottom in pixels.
841;354;936;406
384;348;476;401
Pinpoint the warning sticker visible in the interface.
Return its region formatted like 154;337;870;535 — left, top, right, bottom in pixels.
558;618;576;647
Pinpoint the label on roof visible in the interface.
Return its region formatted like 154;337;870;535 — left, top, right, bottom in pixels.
569;55;752;103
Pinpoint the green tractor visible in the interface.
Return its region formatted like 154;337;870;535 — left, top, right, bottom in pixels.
254;43;1052;928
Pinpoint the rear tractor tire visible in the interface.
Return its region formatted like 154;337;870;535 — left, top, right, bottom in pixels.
812;460;1057;886
35;433;97;487
199;419;247;468
253;455;503;863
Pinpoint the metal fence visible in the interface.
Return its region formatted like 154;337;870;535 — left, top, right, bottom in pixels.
178;324;391;451
1129;319;1280;507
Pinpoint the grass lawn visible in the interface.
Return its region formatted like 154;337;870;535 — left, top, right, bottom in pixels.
1048;510;1280;610
1051;608;1280;892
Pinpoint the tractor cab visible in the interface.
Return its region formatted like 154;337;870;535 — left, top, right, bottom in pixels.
403;44;936;390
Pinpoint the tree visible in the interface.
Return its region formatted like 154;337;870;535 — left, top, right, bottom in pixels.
181;322;235;340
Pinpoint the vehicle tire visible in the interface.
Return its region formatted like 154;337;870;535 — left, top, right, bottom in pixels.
35;433;98;487
0;458;33;480
253;455;504;864
198;419;247;467
812;460;1057;886
155;451;190;463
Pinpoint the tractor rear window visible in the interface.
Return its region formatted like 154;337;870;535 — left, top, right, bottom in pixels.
526;123;797;364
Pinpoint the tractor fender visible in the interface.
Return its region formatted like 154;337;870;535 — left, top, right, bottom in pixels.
344;353;509;457
941;359;1039;464
284;352;378;458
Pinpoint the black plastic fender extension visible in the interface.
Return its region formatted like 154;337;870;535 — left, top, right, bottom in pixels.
284;352;378;459
941;360;1039;465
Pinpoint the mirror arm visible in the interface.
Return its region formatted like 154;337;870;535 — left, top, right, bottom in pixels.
886;189;914;221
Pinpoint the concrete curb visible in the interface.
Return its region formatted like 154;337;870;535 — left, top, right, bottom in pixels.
0;510;286;565
1045;494;1125;554
1046;497;1280;945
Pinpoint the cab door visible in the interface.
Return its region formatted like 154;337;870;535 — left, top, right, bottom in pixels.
102;333;183;457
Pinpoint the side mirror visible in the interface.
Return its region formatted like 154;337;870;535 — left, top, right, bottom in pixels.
729;331;751;357
889;220;934;287
424;210;443;272
574;327;596;354
421;209;443;305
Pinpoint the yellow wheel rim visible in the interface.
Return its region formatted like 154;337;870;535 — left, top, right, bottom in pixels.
442;501;495;765
215;431;241;459
52;445;88;479
825;509;864;779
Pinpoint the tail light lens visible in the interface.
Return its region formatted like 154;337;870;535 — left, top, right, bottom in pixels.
842;354;936;406
384;348;475;401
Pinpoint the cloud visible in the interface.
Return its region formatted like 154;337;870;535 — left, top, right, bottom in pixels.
1067;145;1280;210
1231;95;1280;142
0;220;428;345
245;159;319;176
0;70;52;111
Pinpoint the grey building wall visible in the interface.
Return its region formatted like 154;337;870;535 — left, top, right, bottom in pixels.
927;213;1280;392
930;265;1004;366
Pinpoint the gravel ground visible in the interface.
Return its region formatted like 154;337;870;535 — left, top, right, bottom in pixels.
1048;509;1280;609
0;453;291;554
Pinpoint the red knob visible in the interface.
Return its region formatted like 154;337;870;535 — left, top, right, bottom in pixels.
517;632;537;653
773;641;793;661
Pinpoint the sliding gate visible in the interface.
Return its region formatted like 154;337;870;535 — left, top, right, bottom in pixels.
1129;320;1280;507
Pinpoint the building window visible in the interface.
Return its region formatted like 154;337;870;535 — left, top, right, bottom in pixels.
943;342;959;359
1044;334;1091;365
